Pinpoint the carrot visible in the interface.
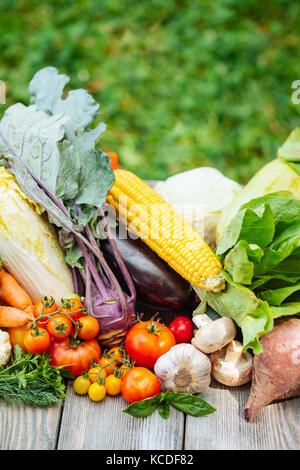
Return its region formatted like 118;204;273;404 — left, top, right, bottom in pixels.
0;268;33;315
0;306;33;328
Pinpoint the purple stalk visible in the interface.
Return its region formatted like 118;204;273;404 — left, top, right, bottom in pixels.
98;205;136;302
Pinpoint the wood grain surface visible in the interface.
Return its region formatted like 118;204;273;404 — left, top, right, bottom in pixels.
0;402;62;450
185;379;300;450
1;379;299;449
57;382;184;450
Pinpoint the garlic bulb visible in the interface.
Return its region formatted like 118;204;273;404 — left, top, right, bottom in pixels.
0;329;12;367
154;343;211;394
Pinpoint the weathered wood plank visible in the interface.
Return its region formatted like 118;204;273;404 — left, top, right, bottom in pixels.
0;402;62;450
57;382;185;450
184;379;300;450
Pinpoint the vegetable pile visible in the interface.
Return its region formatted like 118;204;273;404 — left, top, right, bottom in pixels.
0;65;299;425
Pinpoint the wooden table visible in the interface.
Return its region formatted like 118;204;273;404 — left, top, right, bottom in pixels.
1;378;300;450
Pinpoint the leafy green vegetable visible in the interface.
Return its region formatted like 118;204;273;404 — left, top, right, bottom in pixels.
123;395;161;418
196;190;300;354
0;66;137;343
0;345;66;407
0;67;114;229
157;401;171;420
123;391;216;419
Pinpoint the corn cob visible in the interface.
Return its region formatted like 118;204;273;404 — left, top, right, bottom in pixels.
106;169;224;292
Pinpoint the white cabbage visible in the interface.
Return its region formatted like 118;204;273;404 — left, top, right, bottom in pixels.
154;167;241;248
0;168;73;302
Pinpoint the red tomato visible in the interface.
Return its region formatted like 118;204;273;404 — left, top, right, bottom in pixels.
47;314;73;340
60;298;86;321
168;316;194;344
77;315;100;340
121;367;161;403
24;327;51;354
33;297;59;328
106;151;119;170
125;318;176;369
49;336;101;377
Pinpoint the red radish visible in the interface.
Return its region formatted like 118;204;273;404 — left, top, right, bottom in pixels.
244;318;300;422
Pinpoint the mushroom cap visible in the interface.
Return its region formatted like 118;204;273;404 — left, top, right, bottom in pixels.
211;340;253;386
192;316;236;354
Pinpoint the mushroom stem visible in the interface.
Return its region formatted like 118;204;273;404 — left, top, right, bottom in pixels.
211;340;253;387
224;340;243;366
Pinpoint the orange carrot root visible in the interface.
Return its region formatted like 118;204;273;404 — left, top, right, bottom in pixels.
0;306;33;327
0;268;33;313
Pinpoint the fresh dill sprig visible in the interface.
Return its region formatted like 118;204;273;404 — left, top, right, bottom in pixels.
0;345;66;407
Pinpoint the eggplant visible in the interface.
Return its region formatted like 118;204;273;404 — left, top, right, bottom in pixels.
101;223;196;312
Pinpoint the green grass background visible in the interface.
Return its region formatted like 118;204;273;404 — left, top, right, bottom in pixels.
1;0;300;183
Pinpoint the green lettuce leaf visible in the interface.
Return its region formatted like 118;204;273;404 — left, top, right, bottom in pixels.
198;190;300;354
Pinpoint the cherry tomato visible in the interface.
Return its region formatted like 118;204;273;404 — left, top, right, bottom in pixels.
47;314;73;340
125;318;176;369
33;297;59;328
88;366;107;384
99;355;115;376
24;327;51;354
60;298;86;321
106;151;119;170
121;367;161;403
77;315;100;340
49;337;101;377
88;383;106;402
168;316;194;344
73;376;91;395
107;346;124;366
119;363;134;379
8;324;30;352
105;375;122;396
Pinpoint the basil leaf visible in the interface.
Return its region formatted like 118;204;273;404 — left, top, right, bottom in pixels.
157;401;170;420
122;394;161;418
167;393;216;417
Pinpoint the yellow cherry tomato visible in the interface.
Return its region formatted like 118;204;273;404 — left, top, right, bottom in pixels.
87;366;107;384
119;364;133;379
105;374;122;396
8;324;30;352
73;376;91;395
99;356;115;376
88;383;106;402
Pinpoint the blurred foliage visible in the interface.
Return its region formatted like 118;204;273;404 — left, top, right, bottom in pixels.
0;0;300;183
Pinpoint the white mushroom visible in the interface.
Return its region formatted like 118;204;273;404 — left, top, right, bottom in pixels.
211;340;253;386
191;314;236;354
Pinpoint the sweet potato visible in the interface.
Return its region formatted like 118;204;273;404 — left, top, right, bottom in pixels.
244;318;300;422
